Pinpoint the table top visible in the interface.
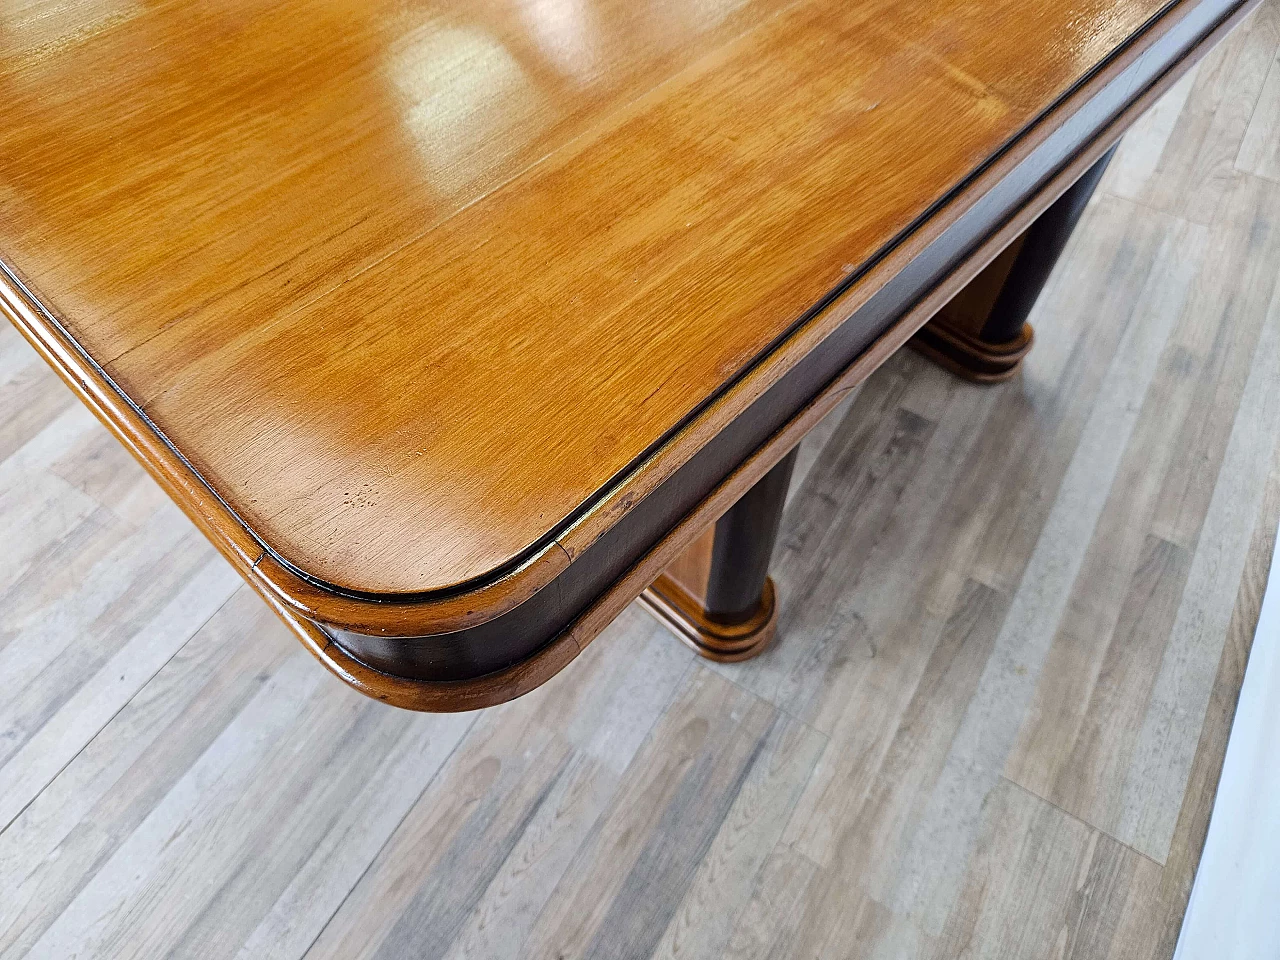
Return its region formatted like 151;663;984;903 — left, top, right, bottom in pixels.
0;0;1196;615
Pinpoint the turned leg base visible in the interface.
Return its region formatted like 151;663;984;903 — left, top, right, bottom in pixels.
910;320;1035;383
637;574;778;662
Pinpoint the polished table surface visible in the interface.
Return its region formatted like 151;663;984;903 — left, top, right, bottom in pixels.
0;0;1250;705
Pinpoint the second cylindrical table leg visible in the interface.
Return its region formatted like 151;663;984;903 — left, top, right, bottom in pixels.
911;143;1118;382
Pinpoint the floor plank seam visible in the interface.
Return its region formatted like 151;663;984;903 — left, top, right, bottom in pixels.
998;775;1166;869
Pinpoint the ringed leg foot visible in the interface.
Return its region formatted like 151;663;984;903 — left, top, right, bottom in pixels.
639;448;796;661
910;315;1035;383
638;574;778;661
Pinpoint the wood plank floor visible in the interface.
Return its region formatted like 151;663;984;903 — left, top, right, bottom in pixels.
3;7;1280;955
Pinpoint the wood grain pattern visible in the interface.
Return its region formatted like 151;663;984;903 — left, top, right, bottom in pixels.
2;17;1279;952
0;0;1252;651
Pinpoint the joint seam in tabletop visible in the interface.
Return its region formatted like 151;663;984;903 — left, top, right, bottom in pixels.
0;257;270;571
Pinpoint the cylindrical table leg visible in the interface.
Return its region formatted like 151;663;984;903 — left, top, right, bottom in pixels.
638;449;797;661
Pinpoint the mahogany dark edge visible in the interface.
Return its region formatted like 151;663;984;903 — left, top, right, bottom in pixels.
0;0;1256;710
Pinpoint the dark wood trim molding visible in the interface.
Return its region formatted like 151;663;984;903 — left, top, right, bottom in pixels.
309;0;1255;711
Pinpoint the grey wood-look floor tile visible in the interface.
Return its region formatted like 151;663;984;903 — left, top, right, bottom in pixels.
1117;1;1279;223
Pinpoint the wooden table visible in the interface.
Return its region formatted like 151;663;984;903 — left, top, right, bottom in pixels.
0;0;1254;711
